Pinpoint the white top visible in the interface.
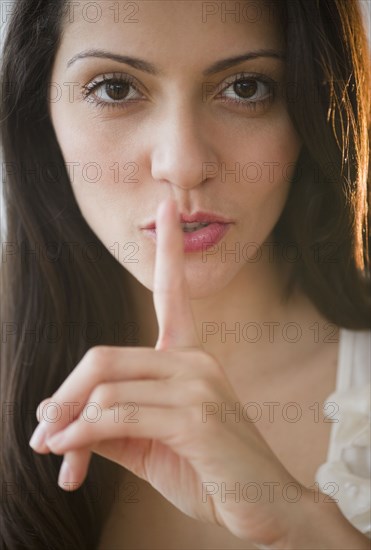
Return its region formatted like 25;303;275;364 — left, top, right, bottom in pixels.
315;328;371;538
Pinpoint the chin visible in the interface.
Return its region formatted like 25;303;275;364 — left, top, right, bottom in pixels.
121;254;242;301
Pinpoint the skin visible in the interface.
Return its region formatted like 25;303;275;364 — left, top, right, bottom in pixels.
29;1;371;548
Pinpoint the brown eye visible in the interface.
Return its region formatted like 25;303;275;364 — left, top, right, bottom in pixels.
104;80;131;101
233;79;258;99
220;75;274;107
87;77;141;104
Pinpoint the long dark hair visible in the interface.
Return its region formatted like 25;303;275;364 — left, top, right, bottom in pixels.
1;0;370;548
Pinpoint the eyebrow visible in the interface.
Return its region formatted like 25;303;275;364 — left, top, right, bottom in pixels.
66;48;286;75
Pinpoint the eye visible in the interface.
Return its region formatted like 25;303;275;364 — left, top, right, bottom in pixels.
95;79;134;102
217;73;277;110
223;78;268;101
81;73;143;109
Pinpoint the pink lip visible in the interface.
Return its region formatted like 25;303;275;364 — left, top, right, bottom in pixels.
142;222;232;252
141;210;234;229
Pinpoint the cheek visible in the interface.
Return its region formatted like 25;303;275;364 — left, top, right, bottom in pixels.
230;113;301;224
53;128;151;280
241;112;301;187
51;109;142;239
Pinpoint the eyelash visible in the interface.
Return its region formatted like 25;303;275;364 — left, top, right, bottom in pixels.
81;71;277;113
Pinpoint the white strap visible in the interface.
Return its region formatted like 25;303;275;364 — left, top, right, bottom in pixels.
351;330;371;387
336;328;355;393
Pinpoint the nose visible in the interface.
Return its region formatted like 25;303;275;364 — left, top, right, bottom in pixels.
150;101;218;191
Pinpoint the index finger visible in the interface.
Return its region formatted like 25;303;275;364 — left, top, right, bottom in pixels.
153;197;201;350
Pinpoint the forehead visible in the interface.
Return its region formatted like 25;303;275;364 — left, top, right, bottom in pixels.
58;0;285;73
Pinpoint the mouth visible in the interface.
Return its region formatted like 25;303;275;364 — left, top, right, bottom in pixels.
141;210;235;232
140;208;235;251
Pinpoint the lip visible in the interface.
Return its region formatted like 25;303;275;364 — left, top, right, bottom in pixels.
142;222;233;253
140;210;235;229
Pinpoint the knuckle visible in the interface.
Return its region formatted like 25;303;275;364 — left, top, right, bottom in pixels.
36;398;52;421
89;383;113;409
85;346;112;374
187;378;214;402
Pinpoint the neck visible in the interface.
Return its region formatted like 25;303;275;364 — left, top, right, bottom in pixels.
121;243;339;402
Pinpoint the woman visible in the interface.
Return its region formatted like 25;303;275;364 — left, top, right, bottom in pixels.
1;0;370;548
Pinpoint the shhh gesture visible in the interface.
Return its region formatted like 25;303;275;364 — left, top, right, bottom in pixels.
29;198;308;548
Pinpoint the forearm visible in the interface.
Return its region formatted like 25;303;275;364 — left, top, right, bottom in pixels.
274;488;370;550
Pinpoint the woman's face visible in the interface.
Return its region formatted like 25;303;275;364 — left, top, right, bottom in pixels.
50;0;302;298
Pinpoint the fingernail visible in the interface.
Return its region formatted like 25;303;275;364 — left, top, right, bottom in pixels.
29;423;47;450
58;460;76;489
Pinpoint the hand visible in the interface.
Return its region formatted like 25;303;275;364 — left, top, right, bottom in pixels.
29;198;305;547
